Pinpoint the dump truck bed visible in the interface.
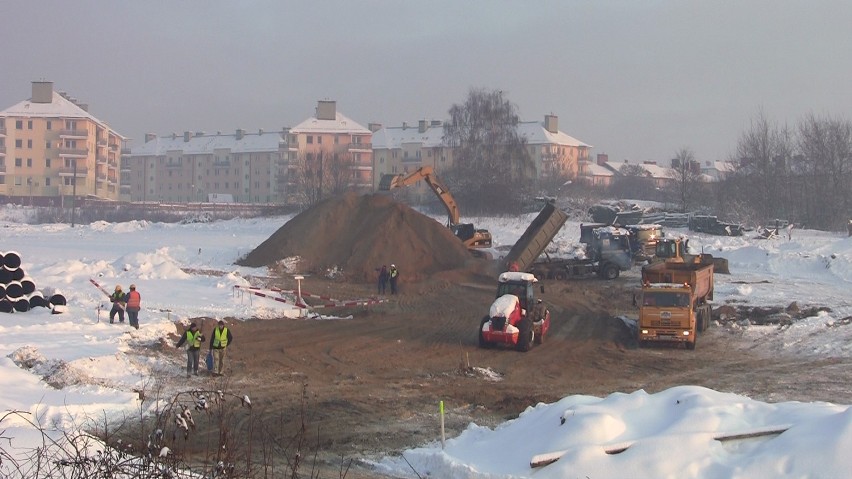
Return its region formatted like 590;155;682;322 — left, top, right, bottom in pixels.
504;202;569;272
642;261;714;301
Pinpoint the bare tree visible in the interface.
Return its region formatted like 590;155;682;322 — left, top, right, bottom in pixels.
727;109;795;222
670;147;703;212
797;114;852;229
289;150;355;208
442;88;535;213
610;163;655;200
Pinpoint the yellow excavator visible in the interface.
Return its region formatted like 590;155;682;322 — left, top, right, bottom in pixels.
379;166;493;250
653;237;730;274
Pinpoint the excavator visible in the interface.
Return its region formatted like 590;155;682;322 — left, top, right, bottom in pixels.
653;237;730;274
378;166;493;250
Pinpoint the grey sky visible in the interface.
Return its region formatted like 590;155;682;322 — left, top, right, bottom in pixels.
2;1;851;164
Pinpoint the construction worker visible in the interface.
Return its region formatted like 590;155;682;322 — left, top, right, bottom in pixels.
176;322;205;377
124;284;142;330
109;285;126;324
389;264;399;295
209;319;233;376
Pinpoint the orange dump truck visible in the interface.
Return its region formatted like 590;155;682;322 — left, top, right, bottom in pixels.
637;260;714;350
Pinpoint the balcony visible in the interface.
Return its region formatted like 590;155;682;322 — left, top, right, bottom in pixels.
0;126;6;136
0;165;6;173
121;147;131;155
348;142;372;151
0;145;5;155
59;148;89;158
60;129;88;138
58;167;89;177
212;160;231;167
165;161;184;168
97;139;108;147
97;173;108;182
109;143;119;151
97;155;108;165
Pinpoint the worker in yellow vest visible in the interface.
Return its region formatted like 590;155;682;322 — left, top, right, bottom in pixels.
176;322;205;377
208;319;233;376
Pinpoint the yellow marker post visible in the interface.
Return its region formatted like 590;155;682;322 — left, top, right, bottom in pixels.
440;400;446;449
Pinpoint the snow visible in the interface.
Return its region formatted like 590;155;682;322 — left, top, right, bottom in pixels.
489;294;518;319
1;204;851;478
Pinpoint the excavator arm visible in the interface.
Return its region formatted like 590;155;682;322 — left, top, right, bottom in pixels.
379;166;460;227
379;166;492;250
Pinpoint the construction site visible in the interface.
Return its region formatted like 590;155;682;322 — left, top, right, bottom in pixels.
161;190;852;478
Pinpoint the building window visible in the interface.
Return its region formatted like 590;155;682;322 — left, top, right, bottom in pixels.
27;120;33;130
46;158;51;168
15;158;22;167
46;120;52;130
335;134;339;144
307;136;313;144
27;158;32;167
46;141;51;149
16;120;23;130
27;139;32;148
45;177;51;186
16;139;22;148
317;136;322;144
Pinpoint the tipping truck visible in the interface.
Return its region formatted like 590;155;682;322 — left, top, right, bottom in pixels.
505;202;634;280
479;271;550;351
637;260;714;350
379;166;492;250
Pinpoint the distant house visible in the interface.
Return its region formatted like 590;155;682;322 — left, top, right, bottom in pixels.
701;160;736;181
578;154;616;187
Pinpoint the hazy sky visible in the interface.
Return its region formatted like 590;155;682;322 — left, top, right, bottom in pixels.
2;1;851;164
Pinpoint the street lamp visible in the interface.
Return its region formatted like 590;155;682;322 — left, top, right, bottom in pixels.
27;177;32;206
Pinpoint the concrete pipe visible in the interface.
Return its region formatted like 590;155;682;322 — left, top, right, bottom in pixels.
20;277;36;295
0;268;11;284
5;281;24;299
3;251;22;270
13;297;30;312
10;268;25;282
0;298;13;313
28;292;46;309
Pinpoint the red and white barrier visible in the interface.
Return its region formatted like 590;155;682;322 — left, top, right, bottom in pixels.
232;284;387;314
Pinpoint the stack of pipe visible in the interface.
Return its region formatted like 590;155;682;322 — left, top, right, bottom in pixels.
0;251;66;314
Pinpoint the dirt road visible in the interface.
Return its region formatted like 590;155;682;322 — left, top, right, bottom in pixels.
169;268;852;478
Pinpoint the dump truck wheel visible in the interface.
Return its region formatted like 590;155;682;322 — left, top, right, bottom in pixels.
602;264;620;280
516;319;534;352
686;337;696;350
478;316;491;348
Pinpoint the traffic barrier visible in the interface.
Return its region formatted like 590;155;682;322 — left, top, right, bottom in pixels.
233;285;387;313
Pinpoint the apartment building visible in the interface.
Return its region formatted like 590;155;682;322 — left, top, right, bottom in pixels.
288;101;373;193
0;81;125;204
124;129;289;204
371;114;590;195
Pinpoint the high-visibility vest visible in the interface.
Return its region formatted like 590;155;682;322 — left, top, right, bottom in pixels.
213;327;229;348
186;330;202;349
126;290;141;309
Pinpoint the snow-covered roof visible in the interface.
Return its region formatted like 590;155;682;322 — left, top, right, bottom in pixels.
371;124;445;149
585;163;615;176
372;119;591;150
0;92;125;139
290;111;370;134
130;131;286;156
638;163;674;179
518;120;591;148
702;160;736;173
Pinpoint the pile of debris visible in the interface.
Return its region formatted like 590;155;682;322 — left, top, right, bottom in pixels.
237;193;472;283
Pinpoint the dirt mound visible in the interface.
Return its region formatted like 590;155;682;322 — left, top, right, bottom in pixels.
237;193;472;283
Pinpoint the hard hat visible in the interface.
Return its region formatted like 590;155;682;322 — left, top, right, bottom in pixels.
190;323;197;329
115;285;122;291
391;264;396;268
130;284;136;289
